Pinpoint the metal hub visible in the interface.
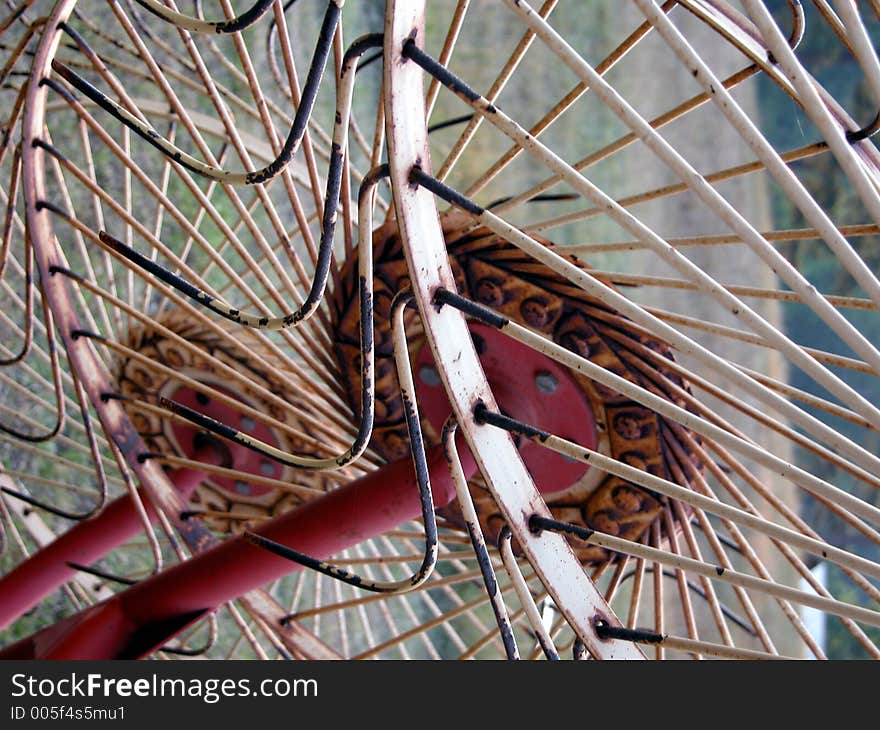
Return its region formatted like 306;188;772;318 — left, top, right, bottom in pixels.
334;218;700;563
117;312;341;532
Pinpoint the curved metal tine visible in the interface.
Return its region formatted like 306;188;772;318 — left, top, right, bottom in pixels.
131;0;277;34
827;1;880;143
846;110;880;143
442;417;520;660
497;526;559;660
0;502;7;556
692;2;877;142
265;0;299;102
154;165;387;472
0;245;65;443
160;613;219;657
65;561;138;586
245;289;441;595
487;193;579;209
0;140;21;275
427;112;474;134
0;146;33;366
92;33;384;333
0;361;109;521
0;483;24;558
678;0;805;79
264;0;376;164
49;1;341;186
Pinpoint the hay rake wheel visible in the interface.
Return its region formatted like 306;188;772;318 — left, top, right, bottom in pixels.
1;0;880;660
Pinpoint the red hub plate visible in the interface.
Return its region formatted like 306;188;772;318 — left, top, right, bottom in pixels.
168;386;283;499
415;323;597;494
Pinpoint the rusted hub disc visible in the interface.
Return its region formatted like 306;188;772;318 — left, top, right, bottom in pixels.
333;217;700;563
116;312;339;532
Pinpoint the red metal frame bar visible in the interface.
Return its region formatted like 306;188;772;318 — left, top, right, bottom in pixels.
0;443;476;659
0;446;224;632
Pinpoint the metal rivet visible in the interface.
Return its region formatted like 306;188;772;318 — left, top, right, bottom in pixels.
260;461;275;476
240;416;256;431
234;480;251;495
419;364;441;387
535;370;558;394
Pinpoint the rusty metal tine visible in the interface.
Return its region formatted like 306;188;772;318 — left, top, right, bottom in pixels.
265;0;339;234
0;150;33;367
0;143;22;282
0;501;7;556
497;526;559;660
139;164;387;471
266;0;301;99
160;613;219;657
442;417;520;660
244;288;441;594
65;561;138;586
49;2;340;185
846;110;880;143
0;354;108;520
89;34;383;333
0;485;91;521
0;244;65;443
131;0;278;34
427;112;473;134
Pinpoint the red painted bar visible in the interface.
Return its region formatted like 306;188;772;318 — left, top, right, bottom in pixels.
0;461;215;632
0;385;274;631
0;443;476;659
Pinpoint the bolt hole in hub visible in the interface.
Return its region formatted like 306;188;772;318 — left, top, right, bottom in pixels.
167;385;281;500
415;322;597;493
